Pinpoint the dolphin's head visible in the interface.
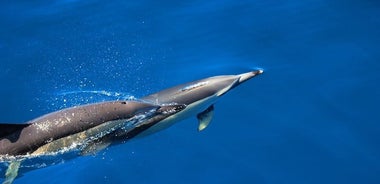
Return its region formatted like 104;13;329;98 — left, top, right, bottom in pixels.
207;69;264;97
142;69;263;105
137;69;263;135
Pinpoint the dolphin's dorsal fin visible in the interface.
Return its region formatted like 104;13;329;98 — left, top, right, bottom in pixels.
197;105;214;131
3;161;21;184
0;124;29;138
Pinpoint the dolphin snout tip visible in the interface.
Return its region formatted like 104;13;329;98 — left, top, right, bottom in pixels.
250;69;264;75
237;69;263;83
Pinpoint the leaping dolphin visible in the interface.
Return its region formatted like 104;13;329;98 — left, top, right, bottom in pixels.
0;100;185;184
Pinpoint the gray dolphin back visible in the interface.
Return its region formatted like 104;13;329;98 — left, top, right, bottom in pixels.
142;75;239;105
0;100;159;156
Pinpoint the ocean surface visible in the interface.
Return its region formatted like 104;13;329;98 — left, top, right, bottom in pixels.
1;0;379;184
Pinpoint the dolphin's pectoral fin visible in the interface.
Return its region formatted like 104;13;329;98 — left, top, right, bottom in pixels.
197;105;214;131
3;161;21;184
80;138;112;156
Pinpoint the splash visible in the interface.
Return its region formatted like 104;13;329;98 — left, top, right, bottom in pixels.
41;90;137;111
57;90;135;99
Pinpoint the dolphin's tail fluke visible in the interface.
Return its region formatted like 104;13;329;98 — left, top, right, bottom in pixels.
2;161;21;184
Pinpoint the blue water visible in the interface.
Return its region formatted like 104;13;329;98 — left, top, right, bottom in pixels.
1;0;380;183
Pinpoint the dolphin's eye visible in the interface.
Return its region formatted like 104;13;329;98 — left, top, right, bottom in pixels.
180;81;209;92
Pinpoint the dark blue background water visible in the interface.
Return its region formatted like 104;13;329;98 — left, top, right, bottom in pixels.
1;0;379;183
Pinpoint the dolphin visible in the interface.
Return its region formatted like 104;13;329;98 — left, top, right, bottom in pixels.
139;70;263;134
0;100;185;184
100;70;263;143
0;69;262;183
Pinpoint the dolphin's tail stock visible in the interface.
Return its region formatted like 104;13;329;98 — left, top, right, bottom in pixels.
1;123;28;184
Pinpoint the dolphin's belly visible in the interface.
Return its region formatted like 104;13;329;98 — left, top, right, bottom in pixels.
137;95;218;137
